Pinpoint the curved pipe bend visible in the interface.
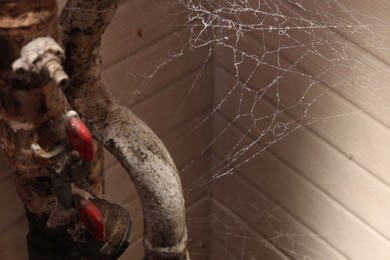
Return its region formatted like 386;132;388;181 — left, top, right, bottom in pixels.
92;102;189;260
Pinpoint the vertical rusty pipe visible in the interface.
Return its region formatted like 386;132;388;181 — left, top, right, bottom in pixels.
0;0;66;218
0;1;131;259
0;1;72;258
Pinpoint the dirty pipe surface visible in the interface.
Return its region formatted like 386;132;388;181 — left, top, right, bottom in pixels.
0;1;131;259
59;0;189;259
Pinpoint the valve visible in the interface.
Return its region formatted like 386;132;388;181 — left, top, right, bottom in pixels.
65;110;94;162
75;195;106;241
31;109;104;240
12;37;69;88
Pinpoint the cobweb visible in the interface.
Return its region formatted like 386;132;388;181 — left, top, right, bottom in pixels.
109;0;390;259
179;0;390;182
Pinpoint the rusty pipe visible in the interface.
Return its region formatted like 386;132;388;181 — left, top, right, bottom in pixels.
94;101;189;259
59;0;190;258
66;80;190;259
0;1;131;258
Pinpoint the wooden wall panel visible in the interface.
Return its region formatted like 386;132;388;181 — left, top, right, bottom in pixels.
214;39;390;243
188;236;209;260
211;117;347;259
163;112;212;170
131;64;213;137
210;198;290;260
180;154;211;205
210;1;390;258
214;0;390;129
210;172;348;260
102;27;211;107
215;31;390;189
212;112;390;259
207;237;236;260
282;0;390;63
101;0;187;68
186;197;212;246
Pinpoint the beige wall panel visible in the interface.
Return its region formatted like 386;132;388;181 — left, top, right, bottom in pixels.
186;196;212;246
180;153;211;205
162;112;212;204
281;0;390;63
210;198;290;260
215;35;390;186
211;175;349;260
207;235;236;260
214;0;390;129
187;235;209;260
209;171;344;259
132;64;213;137
163;111;212;205
210;112;345;259
101;0;187;68
163;112;212;170
102;28;211;107
213;67;390;243
105;163;138;204
212;113;390;259
103;67;213;168
104;147;118;170
268;128;390;258
209;156;346;259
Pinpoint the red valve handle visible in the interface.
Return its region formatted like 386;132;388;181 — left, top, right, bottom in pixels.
75;196;106;241
65;111;94;162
